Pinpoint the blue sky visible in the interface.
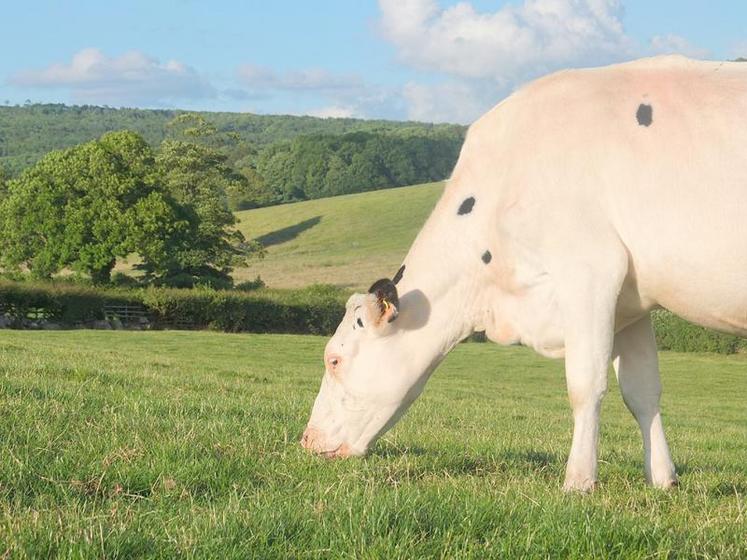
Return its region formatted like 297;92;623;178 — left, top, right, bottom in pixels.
1;1;746;123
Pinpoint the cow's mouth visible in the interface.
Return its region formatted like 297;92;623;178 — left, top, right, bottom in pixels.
319;443;351;458
300;426;352;458
319;445;342;458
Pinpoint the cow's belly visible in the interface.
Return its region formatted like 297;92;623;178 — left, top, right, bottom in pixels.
614;135;747;335
630;240;747;338
642;267;747;337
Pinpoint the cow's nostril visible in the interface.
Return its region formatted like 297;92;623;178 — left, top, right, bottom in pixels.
331;359;338;366
301;426;324;451
300;430;311;449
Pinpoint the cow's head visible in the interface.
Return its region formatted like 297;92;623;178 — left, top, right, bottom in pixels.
301;275;432;457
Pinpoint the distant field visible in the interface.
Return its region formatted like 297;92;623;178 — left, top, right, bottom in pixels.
233;182;444;290
0;330;745;557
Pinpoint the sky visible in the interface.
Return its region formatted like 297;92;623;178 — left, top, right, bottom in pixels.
1;1;746;124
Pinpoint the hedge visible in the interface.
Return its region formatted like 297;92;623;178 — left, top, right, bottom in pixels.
0;280;744;353
650;309;746;354
0;280;346;335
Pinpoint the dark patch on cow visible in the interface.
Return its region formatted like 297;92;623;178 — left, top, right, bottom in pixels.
458;197;475;215
636;104;653;127
392;264;405;285
482;250;492;264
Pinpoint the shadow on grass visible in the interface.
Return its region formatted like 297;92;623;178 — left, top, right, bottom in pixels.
371;443;561;479
372;443;432;458
254;216;322;248
710;481;747;497
674;461;747;495
504;449;559;470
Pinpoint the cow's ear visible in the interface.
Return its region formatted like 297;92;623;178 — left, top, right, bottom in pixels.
366;278;399;325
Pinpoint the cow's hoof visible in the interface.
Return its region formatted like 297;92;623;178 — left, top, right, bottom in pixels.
650;475;678;489
562;477;597;493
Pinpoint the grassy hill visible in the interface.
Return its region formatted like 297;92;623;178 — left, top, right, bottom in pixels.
233;182;444;290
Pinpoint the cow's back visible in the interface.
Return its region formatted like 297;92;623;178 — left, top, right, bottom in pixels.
457;56;747;336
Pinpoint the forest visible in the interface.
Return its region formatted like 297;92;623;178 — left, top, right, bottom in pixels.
0;103;465;208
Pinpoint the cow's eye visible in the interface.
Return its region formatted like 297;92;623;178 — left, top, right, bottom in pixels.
356;318;364;328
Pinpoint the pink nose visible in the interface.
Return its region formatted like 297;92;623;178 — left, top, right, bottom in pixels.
300;426;352;458
300;426;322;450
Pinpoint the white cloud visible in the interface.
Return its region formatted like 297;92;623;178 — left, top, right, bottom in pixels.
307;105;360;119
377;0;711;123
233;63;411;121
379;0;634;85
650;34;710;59
9;48;215;105
403;81;492;123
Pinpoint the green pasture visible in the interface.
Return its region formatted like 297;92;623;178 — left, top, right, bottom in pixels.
0;330;744;558
233;182;444;290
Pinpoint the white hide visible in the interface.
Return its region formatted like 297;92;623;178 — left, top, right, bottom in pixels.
303;56;747;490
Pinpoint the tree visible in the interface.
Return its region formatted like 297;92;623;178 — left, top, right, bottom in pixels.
0;164;7;197
231;165;270;210
150;139;261;287
0;131;184;283
165;113;270;211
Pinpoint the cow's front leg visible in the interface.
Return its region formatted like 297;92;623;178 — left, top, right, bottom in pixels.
612;314;677;487
562;328;612;492
558;263;624;492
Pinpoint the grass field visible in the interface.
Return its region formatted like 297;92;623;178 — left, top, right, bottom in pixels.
0;330;745;558
233;182;444;290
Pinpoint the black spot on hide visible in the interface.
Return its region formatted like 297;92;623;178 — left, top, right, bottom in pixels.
636;104;653;127
482;250;492;264
458;197;475;215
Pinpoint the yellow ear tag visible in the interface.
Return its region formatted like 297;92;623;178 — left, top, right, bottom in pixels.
382;299;390;310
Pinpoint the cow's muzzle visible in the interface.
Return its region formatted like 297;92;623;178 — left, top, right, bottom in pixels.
300;425;352;458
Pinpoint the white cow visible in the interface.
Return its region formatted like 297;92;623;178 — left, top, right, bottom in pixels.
301;55;747;491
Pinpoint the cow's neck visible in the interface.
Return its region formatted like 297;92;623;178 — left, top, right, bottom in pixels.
393;206;485;371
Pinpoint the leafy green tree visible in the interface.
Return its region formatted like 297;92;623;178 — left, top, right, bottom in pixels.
165;113;239;149
165;113;271;211
0;164;7;197
0;131;181;283
151;139;262;287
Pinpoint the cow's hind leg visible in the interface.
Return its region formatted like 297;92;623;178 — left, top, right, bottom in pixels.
612;314;677;487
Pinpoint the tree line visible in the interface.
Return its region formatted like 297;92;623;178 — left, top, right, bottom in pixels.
0;105;466;210
251;129;461;206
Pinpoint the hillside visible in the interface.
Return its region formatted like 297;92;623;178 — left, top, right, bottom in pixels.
0;103;465;176
233;181;444;290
